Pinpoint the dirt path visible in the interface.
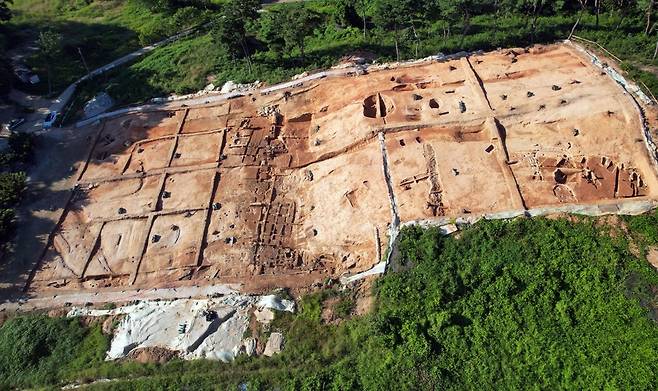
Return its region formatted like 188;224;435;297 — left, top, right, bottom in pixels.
0;283;240;313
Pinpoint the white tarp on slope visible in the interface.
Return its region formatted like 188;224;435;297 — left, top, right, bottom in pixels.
68;295;294;362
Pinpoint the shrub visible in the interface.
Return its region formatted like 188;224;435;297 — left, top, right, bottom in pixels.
0;171;27;207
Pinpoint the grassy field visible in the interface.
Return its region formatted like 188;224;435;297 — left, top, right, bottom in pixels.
2;213;658;389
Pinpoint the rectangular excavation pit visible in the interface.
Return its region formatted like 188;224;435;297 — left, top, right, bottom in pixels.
157;170;216;212
83;218;150;279
126;138;175;174
31;213;104;290
73;175;161;220
170;132;222;168
137;211;206;279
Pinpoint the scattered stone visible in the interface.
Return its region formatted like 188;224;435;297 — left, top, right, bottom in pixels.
304;170;314;181
552;85;561;91
263;332;284;357
412;93;423;101
255;307;275;324
573;128;580;136
243;338;256;356
458;101;466;113
452;168;460;176
258;105;280;117
219;81;236;93
527;91;535;98
117;207;127;215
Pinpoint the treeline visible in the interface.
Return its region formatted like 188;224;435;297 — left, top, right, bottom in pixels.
7;0;658;108
139;0;658;63
85;0;658;105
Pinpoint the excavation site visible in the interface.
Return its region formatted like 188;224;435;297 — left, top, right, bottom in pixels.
26;42;658;298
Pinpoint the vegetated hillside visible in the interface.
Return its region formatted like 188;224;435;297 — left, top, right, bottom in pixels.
3;214;658;389
3;0;211;95
4;1;658;107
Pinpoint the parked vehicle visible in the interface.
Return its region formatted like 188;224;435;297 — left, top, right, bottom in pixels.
2;118;25;132
42;111;58;129
11;62;40;85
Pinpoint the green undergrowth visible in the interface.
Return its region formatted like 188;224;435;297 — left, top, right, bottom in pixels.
6;1;658;111
3;214;658;389
4;0;210;95
66;10;658;109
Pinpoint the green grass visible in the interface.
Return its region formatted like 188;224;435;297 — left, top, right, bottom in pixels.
64;9;658;111
5;0;207;95
3;215;658;389
0;315;109;389
6;2;658;115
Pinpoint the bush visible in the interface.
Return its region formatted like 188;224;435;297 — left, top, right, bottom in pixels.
0;171;26;207
0;316;108;388
0;208;15;240
7;132;35;163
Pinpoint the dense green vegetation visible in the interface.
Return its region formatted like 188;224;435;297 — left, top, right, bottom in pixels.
2;0;212;95
3;215;658;389
0;315;109;388
4;0;658;109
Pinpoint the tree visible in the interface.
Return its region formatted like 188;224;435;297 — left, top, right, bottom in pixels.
0;1;13;94
437;0;485;48
569;0;589;39
357;0;369;38
0;172;26;207
212;0;259;73
333;0;369;38
372;0;412;61
640;0;656;35
137;0;211;13
37;30;62;96
0;0;12;22
259;11;286;60
607;0;637;30
281;5;315;62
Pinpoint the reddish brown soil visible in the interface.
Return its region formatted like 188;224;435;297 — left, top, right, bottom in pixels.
26;43;658;297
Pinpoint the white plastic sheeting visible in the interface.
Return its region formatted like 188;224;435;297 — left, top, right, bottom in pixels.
83;92;114;119
68;294;295;362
